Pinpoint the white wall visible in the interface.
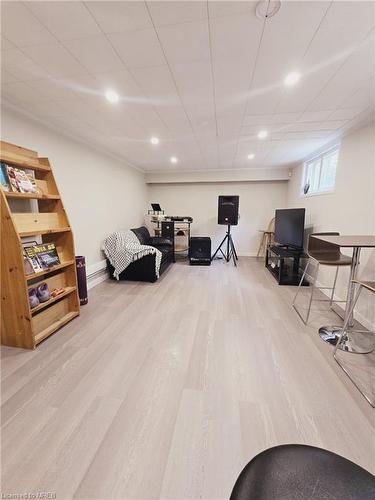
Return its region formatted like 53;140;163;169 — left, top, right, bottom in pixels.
1;108;147;269
148;181;288;255
287;121;375;327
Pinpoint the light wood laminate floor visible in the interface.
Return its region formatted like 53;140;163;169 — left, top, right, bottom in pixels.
1;258;374;499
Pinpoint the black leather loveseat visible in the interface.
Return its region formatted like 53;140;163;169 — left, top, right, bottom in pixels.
107;226;174;283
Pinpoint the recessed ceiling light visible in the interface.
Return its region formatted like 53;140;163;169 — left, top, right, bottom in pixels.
284;71;301;87
150;136;159;145
258;130;268;139
248;153;255;160
170;156;178;164
105;89;119;103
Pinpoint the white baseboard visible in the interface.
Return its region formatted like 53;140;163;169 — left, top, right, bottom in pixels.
84;253;257;290
86;259;109;290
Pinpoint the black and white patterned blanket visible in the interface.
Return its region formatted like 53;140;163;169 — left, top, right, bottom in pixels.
103;230;162;280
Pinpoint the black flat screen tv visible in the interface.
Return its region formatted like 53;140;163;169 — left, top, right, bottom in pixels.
274;208;305;250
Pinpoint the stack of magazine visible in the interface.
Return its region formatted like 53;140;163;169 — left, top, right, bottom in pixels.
0;162;38;194
23;243;60;275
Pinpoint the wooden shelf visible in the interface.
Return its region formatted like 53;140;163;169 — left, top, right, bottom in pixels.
34;311;79;345
31;286;76;314
1;140;80;349
19;227;71;237
1;152;51;172
5;192;60;200
26;260;76;281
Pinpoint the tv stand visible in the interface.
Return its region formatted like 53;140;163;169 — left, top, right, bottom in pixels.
266;245;309;286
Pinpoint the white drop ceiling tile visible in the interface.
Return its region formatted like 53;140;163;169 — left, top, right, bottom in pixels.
307;36;375;112
92;69;145;103
2;48;51;81
157;20;210;64
241;122;285;137
320;120;348;131
327;108;364;121
302;1;375;72
246;88;283;115
25;1;101;41
243;114;274;126
171;60;213;93
109;29;165;69
236;142;267;158
283;121;324;133
147;1;207;27
13;98;82;119
45;114;88;131
283;131;332;140
2;81;51;103
25;76;88;101
22;44;86;77
127;104;169;136
241;125;269;137
218;142;237;163
208;1;253;19
216;115;243;137
130;65;178;101
269;132;286;141
1;37;17;51
298;111;332;122
210;12;263;63
91;108;146;138
63;36;124;73
252;1;330;89
344;79;375;108
85;1;152;33
272;113;301;124
213;58;251;102
276;65;341;113
59;73;104;101
156;105;192;134
1;69;19;84
1;2;57;47
215;96;244;117
178;142;205;160
182;99;215;129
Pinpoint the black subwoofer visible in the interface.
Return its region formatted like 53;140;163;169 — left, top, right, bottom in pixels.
189;237;211;265
218;195;239;225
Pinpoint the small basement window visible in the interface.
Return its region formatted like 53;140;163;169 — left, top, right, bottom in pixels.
302;145;340;195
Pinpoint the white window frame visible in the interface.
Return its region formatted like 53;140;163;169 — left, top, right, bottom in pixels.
301;145;340;197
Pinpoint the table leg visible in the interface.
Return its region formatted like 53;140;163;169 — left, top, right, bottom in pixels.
318;247;374;353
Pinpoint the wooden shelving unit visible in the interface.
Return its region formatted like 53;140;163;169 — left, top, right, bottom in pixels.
1;141;80;349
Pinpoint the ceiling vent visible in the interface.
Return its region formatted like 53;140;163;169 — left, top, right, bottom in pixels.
255;0;281;20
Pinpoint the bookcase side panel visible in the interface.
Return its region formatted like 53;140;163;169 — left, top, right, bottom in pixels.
1;192;34;348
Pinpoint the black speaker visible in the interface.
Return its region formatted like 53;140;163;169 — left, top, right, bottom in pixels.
189;237;211;265
218;195;239;225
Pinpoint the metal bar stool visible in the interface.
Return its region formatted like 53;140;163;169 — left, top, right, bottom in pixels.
333;279;375;407
257;217;275;258
293;232;352;324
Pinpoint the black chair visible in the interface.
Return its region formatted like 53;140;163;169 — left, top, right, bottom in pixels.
230;444;375;500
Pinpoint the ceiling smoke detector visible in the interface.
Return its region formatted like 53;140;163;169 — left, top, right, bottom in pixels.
255;1;281;20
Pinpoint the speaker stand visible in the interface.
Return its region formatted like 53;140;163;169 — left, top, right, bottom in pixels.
211;225;238;266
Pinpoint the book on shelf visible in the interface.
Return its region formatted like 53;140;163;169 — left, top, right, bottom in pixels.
0;162;11;192
5;164;37;194
24;243;60;272
23;249;36;276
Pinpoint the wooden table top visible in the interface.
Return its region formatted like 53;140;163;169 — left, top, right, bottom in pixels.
311;235;375;248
